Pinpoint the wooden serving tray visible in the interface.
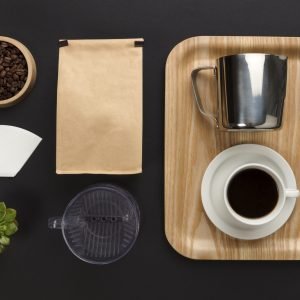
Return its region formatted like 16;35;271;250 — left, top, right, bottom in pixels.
165;36;300;260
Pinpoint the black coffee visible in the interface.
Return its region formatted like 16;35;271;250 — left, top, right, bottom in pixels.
227;168;278;219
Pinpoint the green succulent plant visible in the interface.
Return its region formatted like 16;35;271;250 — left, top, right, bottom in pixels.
0;202;18;254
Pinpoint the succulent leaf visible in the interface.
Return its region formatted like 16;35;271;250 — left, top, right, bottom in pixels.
0;235;10;246
4;208;16;223
0;202;18;254
0;202;6;222
5;222;18;236
0;224;7;233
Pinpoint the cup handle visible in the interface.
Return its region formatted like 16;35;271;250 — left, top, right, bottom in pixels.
48;217;62;229
191;66;218;127
286;189;300;198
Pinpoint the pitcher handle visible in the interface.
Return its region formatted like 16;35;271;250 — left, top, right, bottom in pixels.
191;66;218;127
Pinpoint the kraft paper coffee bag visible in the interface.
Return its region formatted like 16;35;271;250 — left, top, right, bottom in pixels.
56;39;143;174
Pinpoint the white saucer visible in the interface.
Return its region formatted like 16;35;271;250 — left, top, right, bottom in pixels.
201;144;297;240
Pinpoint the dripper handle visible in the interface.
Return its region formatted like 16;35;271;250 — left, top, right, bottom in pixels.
48;215;129;230
48;217;63;229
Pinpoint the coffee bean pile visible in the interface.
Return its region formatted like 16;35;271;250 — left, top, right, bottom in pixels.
0;41;28;100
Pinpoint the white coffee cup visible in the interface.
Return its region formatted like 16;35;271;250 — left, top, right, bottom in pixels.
224;163;300;226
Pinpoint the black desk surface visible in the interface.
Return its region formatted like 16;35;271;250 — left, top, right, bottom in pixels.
1;0;300;299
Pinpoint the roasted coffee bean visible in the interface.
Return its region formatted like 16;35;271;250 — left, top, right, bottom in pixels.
0;41;28;100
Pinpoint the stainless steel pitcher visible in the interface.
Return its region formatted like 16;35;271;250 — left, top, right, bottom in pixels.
191;53;288;130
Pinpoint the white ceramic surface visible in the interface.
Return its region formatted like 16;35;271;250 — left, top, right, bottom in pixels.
201;144;298;240
0;125;42;177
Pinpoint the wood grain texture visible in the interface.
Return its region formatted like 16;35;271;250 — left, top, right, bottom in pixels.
165;36;300;260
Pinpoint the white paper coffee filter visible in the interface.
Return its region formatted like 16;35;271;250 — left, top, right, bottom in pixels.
0;125;42;177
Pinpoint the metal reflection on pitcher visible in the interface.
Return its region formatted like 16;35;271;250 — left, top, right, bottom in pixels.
191;53;287;130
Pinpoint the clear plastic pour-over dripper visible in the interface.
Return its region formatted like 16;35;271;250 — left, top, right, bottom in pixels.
48;184;140;265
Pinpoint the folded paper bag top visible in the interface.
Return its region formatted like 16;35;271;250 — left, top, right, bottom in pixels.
56;39;143;174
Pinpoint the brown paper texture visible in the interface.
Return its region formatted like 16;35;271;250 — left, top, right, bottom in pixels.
56;39;143;174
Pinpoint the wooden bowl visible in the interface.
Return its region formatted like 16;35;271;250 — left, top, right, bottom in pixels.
0;36;37;108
